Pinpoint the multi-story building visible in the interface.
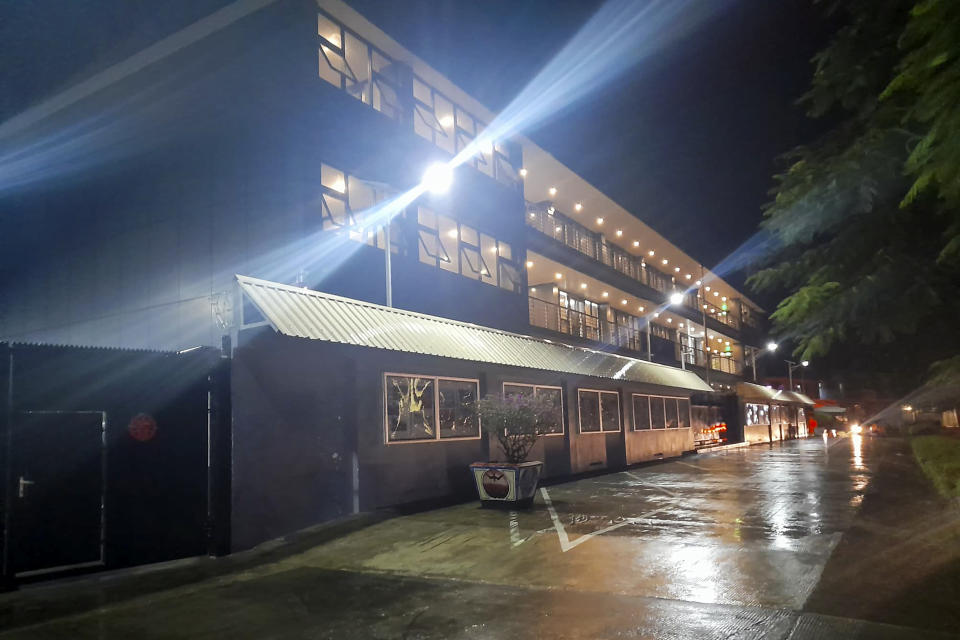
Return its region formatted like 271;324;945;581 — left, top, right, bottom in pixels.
0;0;799;567
0;0;766;389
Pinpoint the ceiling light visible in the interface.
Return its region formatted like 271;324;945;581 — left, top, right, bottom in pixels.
526;261;533;268
554;273;562;280
713;291;719;297
685;274;692;279
678;323;684;328
721;296;727;302
695;280;702;286
528;212;535;218
581;283;588;289
648;250;655;257
615;229;623;237
602;291;609;297
705;286;711;292
666;318;672;323
574;203;582;211
638;306;645;312
633;241;640;247
548;187;557;196
621;299;627;305
654;312;659;318
530;287;536;292
519;168;528;177
596;217;604;225
669;292;684;305
674;267;680;272
661;259;668;265
555;226;562;232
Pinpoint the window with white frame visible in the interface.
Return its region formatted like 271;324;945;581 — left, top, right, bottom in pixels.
745;403;770;426
417;206;520;292
633;394;691;430
320;162;395;251
578;389;621;433
503;383;564;435
384;374;480;443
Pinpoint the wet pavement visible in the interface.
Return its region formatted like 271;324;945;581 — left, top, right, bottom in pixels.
2;436;958;638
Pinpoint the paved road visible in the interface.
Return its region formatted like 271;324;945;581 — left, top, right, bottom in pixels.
2;436;957;638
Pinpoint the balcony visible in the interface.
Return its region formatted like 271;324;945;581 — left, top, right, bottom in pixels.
528;296;742;376
526;204;742;332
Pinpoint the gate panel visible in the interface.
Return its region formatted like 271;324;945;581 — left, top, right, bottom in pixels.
11;412;105;576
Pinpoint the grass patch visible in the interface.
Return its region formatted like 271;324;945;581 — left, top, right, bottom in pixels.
912;435;960;498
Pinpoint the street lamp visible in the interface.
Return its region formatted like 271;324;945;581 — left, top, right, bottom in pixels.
786;359;808;391
745;340;779;382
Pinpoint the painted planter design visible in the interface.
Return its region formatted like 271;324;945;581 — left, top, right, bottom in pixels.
469;461;543;507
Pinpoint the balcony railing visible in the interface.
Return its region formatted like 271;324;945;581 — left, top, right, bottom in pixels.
527;204;744;331
527;205;693;299
528;296;742;375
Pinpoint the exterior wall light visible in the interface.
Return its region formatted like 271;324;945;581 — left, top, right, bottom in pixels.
422;162;453;194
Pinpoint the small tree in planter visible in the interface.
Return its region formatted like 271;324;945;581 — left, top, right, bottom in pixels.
470;393;552;507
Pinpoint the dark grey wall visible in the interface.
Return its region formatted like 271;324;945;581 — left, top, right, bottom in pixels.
231;328;700;550
1;0;527;351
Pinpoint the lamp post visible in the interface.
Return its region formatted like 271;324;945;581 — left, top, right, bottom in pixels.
786;359;809;391
745;341;779;382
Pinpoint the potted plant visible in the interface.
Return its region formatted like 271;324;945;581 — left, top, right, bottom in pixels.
470;393;550;507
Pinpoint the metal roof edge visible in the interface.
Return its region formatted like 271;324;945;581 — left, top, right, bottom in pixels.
236;274;712;390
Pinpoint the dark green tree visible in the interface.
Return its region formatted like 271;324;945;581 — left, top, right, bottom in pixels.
749;0;960;388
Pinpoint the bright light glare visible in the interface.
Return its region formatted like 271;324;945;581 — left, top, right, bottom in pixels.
851;424;862;434
422;163;453;194
801;360;809;367
669;292;684;305
766;341;778;352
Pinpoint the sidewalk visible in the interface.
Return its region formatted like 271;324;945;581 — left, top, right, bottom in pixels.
0;511;391;633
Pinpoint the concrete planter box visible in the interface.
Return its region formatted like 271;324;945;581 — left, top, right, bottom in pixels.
469;461;543;507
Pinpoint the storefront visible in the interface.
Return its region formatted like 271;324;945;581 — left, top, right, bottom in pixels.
736;382;815;444
230;276;713;550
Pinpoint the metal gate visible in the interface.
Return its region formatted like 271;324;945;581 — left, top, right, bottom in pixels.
9;412;106;577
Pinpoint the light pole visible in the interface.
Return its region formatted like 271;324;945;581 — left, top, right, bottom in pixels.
745;341;779;382
354;163;453;309
786;359;809;391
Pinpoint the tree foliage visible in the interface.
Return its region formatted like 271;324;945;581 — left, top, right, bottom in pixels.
477;393;553;464
749;0;960;385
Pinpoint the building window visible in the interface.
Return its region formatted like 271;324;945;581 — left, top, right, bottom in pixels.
634;394;691;430
677;398;691;429
438;378;480;439
320;162;395;251
745;403;770;426
416;206;520;292
318;12;400;119
632;394;651;430
578;389;620;433
385;374;480;444
503;383;564;435
650;396;666;429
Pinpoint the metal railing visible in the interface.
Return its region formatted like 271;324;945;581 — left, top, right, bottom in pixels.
529;296;742;374
526;205;691;301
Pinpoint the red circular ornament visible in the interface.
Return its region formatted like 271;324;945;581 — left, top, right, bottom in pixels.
128;413;157;442
482;469;510;499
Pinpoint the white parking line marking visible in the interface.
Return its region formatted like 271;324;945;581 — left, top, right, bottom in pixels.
623;470;679;497
540;487;661;552
508;510;523;547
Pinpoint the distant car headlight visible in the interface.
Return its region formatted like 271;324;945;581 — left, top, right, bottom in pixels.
851;424;863;434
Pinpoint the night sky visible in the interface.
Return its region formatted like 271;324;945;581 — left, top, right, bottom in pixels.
2;0;830;297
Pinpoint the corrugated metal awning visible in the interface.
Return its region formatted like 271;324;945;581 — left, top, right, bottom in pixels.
237;275;713;392
736;382;815;405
